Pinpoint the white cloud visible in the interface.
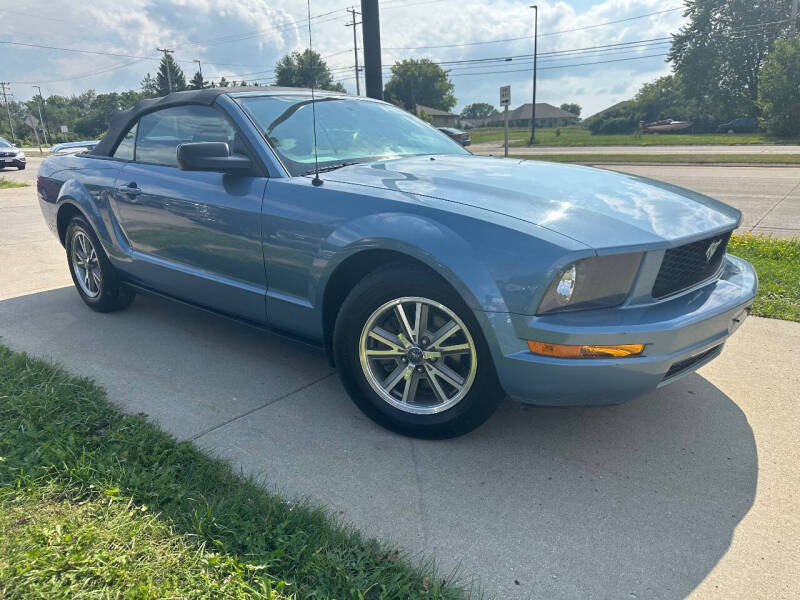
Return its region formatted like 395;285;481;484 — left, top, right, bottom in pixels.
2;0;685;114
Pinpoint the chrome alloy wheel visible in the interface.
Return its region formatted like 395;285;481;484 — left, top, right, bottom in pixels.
70;230;102;298
358;297;478;415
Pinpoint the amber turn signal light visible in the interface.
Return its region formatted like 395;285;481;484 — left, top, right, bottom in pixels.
527;340;645;359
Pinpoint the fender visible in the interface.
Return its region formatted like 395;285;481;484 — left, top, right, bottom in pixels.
56;176;132;264
314;212;509;315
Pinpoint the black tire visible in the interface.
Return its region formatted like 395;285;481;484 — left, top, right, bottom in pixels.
18;163;26;170
333;264;503;439
65;216;135;312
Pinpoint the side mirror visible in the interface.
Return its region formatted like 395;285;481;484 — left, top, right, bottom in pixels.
177;142;252;174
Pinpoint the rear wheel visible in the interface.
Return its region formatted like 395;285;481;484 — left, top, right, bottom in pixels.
65;216;135;312
334;265;503;438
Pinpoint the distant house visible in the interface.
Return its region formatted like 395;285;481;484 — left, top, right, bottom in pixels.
487;103;580;128
584;100;633;122
415;104;459;127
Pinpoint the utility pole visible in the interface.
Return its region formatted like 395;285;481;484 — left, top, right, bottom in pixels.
157;47;175;93
193;59;203;79
360;0;383;100
0;82;15;145
792;0;798;35
529;5;538;145
32;85;49;145
345;7;362;96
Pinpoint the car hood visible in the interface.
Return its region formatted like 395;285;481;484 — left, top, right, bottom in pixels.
325;155;740;250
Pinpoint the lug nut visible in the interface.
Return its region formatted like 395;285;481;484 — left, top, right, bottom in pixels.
416;365;424;373
421;337;430;347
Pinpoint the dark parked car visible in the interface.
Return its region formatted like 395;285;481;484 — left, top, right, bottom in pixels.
0;136;25;170
717;118;759;134
37;88;756;438
438;127;470;146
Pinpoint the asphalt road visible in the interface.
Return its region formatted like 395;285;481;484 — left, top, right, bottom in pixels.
1;157;799;599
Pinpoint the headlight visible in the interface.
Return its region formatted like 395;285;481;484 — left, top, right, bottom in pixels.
537;253;642;314
16;151;25;158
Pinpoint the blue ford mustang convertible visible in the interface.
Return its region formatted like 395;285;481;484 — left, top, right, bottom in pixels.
37;87;757;438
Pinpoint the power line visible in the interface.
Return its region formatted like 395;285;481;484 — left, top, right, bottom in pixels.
382;6;683;50
7;59;147;85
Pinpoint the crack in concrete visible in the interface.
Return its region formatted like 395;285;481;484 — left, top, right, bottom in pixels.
750;177;800;231
189;371;336;442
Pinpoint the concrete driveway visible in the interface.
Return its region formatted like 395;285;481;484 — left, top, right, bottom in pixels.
1;158;798;599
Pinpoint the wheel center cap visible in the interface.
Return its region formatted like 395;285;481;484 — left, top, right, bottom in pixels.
407;346;424;364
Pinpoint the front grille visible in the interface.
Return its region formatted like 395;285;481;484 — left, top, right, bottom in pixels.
652;232;730;298
0;151;15;157
663;345;722;380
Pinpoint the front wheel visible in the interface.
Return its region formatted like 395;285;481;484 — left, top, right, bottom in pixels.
334;265;503;438
65;216;135;312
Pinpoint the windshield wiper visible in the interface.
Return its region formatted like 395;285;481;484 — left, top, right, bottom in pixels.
304;162;359;175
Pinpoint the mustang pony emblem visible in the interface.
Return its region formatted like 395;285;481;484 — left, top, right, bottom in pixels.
706;239;722;261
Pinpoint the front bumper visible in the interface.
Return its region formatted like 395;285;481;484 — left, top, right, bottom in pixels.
488;254;757;405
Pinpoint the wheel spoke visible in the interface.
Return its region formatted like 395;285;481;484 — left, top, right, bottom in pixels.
91;270;102;290
438;343;472;356
368;327;405;352
423;364;450;404
427;362;465;391
429;320;460;349
394;303;414;341
413;302;428;343
401;371;420;404
383;364;411;393
365;348;405;358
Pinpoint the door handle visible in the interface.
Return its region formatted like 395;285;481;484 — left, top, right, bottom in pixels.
117;182;142;196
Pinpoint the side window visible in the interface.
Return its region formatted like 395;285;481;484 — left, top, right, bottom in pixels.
113;122;137;161
135;105;235;167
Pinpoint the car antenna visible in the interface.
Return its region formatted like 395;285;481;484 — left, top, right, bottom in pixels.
306;0;323;187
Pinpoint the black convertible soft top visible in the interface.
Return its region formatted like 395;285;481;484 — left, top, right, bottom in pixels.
90;86;312;157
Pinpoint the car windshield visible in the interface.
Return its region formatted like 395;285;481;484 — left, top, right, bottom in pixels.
236;95;468;176
0;138;12;148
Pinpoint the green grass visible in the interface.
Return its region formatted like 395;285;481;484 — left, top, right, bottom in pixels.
729;234;800;322
508;153;800;165
0;177;28;189
469;126;793;147
0;346;469;599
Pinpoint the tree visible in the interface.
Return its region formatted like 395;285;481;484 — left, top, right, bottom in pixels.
460;102;496;120
188;70;207;90
559;103;582;117
274;49;346;92
758;37;800;137
669;0;793;120
155;54;187;96
383;59;456;112
140;73;158;98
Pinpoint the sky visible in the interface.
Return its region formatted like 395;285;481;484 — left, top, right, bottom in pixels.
0;0;687;117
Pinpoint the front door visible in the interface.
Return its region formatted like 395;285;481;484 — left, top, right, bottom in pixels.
111;104;268;323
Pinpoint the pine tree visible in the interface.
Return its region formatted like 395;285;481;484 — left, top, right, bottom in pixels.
155;54;187;96
140;73;158;98
188;70;207;90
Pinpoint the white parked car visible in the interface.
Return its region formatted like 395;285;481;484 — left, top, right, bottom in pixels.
0;136;25;170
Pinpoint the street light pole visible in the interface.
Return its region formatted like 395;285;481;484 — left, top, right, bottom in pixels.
529;4;538;145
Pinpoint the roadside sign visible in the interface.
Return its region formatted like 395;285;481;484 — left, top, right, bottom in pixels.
60;125;68;133
24;114;39;128
500;85;511;107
